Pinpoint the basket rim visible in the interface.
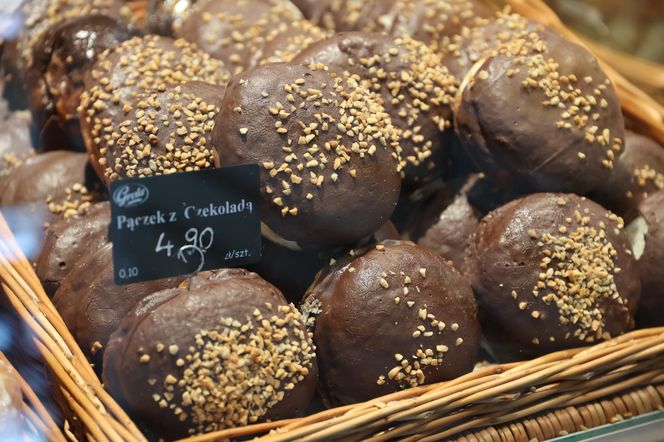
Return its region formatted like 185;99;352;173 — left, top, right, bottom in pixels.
183;327;664;441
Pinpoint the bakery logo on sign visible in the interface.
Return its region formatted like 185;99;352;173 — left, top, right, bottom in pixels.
112;183;150;208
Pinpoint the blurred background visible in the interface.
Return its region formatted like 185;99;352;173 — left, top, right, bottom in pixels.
548;0;664;62
545;0;664;104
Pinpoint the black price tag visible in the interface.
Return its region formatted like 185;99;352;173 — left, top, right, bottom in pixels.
109;165;261;285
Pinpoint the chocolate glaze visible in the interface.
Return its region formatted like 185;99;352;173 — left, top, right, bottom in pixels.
79;35;229;182
0;110;35;188
413;174;482;268
176;0;303;75
0;151;101;225
303;240;479;406
293;32;458;190
373;220;401;243
2;0;131;89
454;28;625;194
35;201;110;296
213;62;402;249
591;131;664;222
634;190;664;327
249;220;400;304
441;9;538;81
463;193;641;361
388;0;492;53
147;0;199;36
26;14;137;152
289;0;334;24
308;0;399;33
253;19;329;66
103;268;317;438
90;80;223;182
54;243;181;370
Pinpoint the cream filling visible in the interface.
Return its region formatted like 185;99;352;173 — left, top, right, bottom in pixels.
625;215;648;260
260;222;303;251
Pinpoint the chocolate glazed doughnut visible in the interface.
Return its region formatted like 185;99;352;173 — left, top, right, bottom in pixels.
79;35;229;182
26;14;137;152
86;80;224;181
303;240;479;406
175;0;303;74
103;269;317;438
0;151;102;225
213;62;402;249
53;243;180;371
455;27;625;194
1;0;131;109
253;19;329;67
293;32;458;190
388;0;492;53
631;190;664;327
463;193;641;361
591;131;664;221
35;201;110;296
306;0;399;33
440;9;538;81
412;174;483;269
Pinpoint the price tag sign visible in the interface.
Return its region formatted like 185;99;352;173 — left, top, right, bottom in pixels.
109;165;261;285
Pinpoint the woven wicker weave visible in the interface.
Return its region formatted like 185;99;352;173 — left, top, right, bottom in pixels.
0;352;66;441
0;0;663;441
453;385;664;441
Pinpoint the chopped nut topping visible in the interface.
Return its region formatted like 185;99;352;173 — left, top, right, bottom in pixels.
531;206;625;343
46;182;96;219
153;303;315;434
471;9;623;170
79;36;228;181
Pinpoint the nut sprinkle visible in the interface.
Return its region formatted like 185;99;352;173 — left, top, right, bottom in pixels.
213;62;403;248
465;193;640;360
157;304;315;433
530;204;625;343
79;36;229;182
294;33;458;186
455;15;626;194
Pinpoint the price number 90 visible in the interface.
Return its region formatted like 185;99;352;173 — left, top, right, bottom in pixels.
155;227;215;257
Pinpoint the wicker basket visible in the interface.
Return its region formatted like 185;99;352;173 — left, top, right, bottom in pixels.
0;352;66;441
1;0;663;441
